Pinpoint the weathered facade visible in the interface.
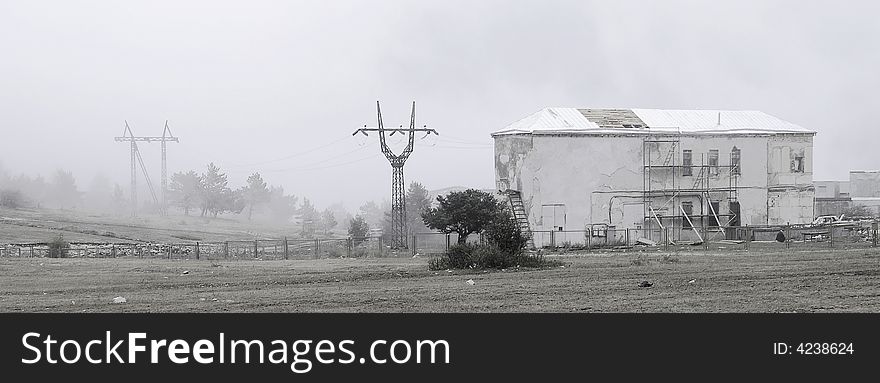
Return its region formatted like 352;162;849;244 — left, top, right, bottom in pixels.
493;108;816;242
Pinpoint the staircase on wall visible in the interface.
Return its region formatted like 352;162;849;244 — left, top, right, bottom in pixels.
507;190;535;249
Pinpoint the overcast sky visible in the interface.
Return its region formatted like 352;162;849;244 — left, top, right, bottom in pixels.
1;0;878;211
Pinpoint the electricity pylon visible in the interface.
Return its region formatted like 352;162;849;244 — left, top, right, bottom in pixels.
353;101;437;249
160;121;177;212
114;121;178;216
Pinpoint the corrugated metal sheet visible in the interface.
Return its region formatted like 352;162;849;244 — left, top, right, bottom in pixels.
631;109;812;134
492;108;814;136
492;107;598;135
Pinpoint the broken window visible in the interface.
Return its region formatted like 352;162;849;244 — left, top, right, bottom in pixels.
708;149;719;176
681;201;694;228
731;146;741;175
682;150;693;176
792;154;805;173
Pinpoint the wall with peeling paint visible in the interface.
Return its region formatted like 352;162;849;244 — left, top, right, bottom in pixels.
494;133;814;233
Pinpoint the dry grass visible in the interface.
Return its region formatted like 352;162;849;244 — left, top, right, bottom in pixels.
1;247;879;313
0;208;305;243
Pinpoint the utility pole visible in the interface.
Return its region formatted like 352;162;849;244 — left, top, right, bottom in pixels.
114;121;178;216
354;101;437;249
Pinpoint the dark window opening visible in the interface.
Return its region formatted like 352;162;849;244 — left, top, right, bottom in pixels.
709;201;720;227
681;201;694;228
731;147;741;175
729;201;740;227
792;155;805;173
682;150;693;176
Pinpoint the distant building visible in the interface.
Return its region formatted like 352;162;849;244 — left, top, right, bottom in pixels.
816;171;880;216
493;108;816;243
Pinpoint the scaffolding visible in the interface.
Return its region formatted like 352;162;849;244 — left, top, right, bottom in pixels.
642;136;741;242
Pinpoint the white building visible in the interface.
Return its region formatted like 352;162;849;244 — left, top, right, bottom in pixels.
492;108;816;243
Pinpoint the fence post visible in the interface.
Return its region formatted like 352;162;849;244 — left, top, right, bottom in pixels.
412;235;417;256
829;227;833;248
587;229;591;252
314;239;319;259
873;221;878;247
284;237;289;260
195;242;200;260
664;227;669;251
745;225;750;251
786;224;791;249
624;229;629;248
445;234;450;252
702;226;708;250
347;238;352;258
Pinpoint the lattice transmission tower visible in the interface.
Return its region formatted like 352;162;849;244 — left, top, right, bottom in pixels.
354;102;437;249
114;121;178;216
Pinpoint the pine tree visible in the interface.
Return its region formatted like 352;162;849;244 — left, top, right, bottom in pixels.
168;170;203;216
241;172;270;221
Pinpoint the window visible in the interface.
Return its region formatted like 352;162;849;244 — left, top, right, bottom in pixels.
682;150;693;176
681;201;694;228
708;201;720;227
731;146;741;175
729;201;740;227
708;149;719;176
792;155;804;173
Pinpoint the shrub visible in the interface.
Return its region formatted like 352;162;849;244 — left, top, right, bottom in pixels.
428;243;562;270
483;209;529;255
0;189;25;209
446;243;477;269
47;235;69;258
472;245;509;269
427;256;450;271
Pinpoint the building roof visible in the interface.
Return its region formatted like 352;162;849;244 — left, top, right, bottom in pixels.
492;108;814;136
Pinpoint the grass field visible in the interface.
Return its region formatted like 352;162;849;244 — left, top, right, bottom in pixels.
0;208;307;243
2;247;878;312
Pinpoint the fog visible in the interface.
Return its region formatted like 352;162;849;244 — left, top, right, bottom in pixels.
1;0;878;213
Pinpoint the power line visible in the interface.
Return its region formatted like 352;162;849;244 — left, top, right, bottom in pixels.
275;153;385;172
226;135;352;168
263;145;372;172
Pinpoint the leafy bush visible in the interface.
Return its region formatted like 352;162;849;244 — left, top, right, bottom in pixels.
471;245;510;269
427;256;449;271
428;243;561;270
483;209;528;255
47;235;69;258
446;243;477;269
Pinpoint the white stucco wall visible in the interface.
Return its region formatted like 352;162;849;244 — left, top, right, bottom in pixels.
494;132;815;233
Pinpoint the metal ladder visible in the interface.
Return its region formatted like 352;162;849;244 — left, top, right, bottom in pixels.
507;191;535;249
